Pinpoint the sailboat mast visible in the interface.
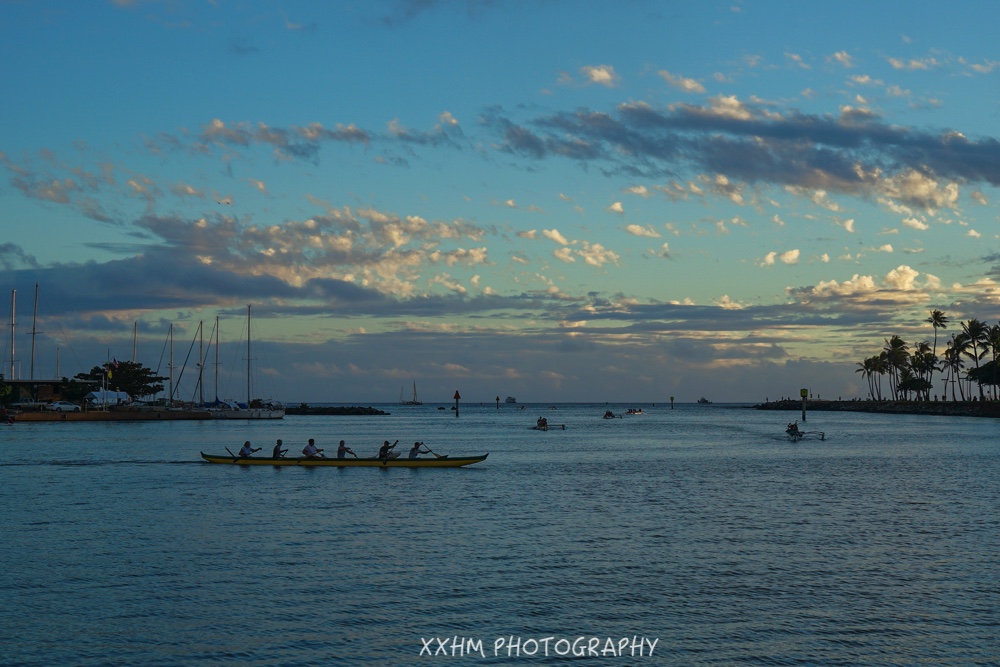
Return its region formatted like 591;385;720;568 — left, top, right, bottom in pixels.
247;304;252;406
198;320;204;404
168;323;174;404
29;282;39;380
8;289;15;379
214;316;219;402
133;321;137;362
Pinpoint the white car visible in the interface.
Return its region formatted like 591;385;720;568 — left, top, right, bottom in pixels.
46;401;81;412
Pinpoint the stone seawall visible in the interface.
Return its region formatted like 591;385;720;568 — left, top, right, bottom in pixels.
754;399;1000;418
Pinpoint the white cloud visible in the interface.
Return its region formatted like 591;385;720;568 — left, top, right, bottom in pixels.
577;242;620;268
553;247;574;263
625;224;660;238
780;249;800;264
831;51;855;68
580;64;620;87
607;201;624;214
760;249;799;267
884;265;918;290
785;52;811;69
968;230;982;238
658;69;706;93
902;217;929;231
543;229;570;245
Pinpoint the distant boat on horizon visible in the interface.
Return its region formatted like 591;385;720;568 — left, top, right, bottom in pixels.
505;396;517;404
401;381;423;405
697;397;712;404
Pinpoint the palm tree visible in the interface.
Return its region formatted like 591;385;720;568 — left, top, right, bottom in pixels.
910;341;935;400
882;336;909;400
874;353;888;400
925;309;948;391
944;334;969;401
961;319;989;400
988;324;1000;400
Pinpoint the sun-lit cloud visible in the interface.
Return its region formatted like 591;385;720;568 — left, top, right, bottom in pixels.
658;69;706;93
580;64;620;87
625;224;660;238
542;229;570;245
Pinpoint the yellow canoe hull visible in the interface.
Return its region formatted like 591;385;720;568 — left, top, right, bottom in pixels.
200;452;488;467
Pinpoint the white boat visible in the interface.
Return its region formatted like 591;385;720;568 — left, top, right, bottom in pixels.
505;396;517;403
400;381;423;405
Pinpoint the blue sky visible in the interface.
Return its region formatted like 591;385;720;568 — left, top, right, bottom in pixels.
1;0;999;403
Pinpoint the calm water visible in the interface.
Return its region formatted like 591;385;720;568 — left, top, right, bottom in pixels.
1;403;998;666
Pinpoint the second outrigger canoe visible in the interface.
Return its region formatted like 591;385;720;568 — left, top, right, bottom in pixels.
201;452;489;467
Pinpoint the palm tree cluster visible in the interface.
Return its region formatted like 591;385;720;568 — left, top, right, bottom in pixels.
856;310;1000;402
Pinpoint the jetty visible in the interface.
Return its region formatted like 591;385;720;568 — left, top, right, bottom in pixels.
755;398;1000;418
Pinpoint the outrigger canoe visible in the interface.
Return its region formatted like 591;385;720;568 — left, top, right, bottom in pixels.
200;452;489;468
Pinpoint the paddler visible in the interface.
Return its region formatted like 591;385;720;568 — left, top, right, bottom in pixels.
302;438;325;458
238;441;261;458
408;441;431;458
272;438;288;458
337;440;357;459
378;439;398;462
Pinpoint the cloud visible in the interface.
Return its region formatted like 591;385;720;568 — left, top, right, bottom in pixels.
607;201;624;214
658;69;706;93
542;229;570;245
760;249;799;266
831;51;855;68
625;224;660;238
483;98;1000;210
902;217;929;231
580;65;620;87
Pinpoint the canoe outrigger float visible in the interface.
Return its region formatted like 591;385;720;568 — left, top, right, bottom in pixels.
200;452;489;467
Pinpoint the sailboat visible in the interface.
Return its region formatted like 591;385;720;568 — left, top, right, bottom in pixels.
210;305;285;419
400;381;423;405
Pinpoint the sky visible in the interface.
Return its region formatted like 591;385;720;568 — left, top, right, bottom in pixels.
1;0;999;404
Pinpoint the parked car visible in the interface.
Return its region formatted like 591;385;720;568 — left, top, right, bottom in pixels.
46;401;81;412
10;398;48;409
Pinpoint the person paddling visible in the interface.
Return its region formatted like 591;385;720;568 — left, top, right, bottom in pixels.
238;441;261;458
408;441;431;459
378;440;398;462
302;438;325;458
337;440;357;459
272;439;288;458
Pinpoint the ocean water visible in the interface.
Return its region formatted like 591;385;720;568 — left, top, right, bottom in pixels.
1;402;998;666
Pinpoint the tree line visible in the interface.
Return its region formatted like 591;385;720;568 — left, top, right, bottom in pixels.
856;310;1000;402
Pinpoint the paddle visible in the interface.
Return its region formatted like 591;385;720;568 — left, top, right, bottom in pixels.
422;443;448;459
225;446;239;462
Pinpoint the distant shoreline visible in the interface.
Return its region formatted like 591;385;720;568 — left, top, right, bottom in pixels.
754;399;1000;418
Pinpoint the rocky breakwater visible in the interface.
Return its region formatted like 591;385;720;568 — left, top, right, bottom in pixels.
755;398;1000;418
285;405;390;416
